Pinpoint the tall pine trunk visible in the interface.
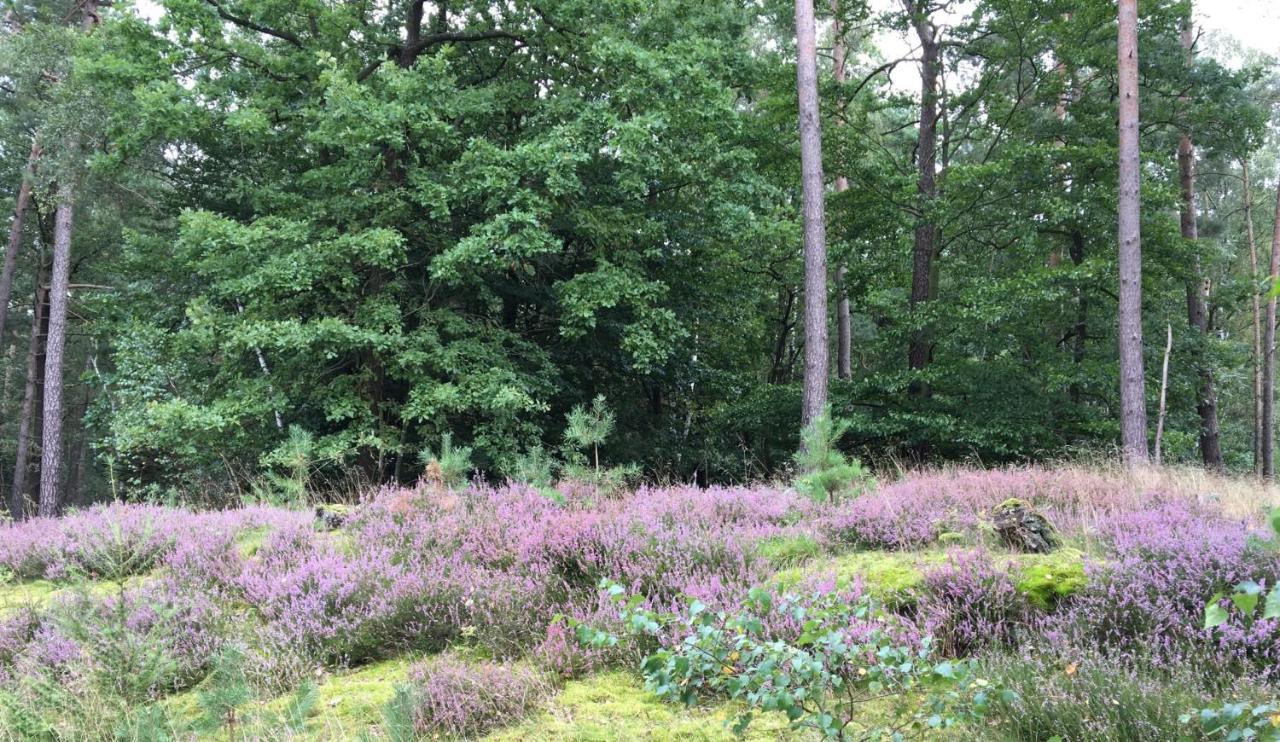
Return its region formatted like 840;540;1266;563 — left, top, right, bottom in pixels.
1117;0;1149;464
0;139;39;348
832;0;852;380
1243;159;1264;475
1177;17;1223;471
794;0;829;428
38;183;73;517
1263;182;1280;479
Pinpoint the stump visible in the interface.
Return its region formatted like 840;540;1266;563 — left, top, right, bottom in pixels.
315;504;348;530
990;498;1058;553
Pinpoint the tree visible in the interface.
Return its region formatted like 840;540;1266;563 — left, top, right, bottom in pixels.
1265;181;1280;479
1116;0;1149;465
902;0;941;393
1175;15;1223;472
795;0;829;428
831;0;852;381
0;138;39;351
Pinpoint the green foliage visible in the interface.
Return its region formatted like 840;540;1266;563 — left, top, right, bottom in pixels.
576;580;1009;740
194;645;253;736
982;648;1227;742
1182;701;1280;741
256;426;318;507
564;395;616;474
793;408;874;503
754;535;823;569
419;432;474;489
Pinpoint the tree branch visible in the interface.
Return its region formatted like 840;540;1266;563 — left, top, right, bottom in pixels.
204;0;303;48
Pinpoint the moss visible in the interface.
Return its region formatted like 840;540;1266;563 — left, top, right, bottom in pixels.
0;575;148;616
1006;548;1088;610
485;671;799;741
771;549;951;606
754;535;822;569
0;579;59;615
234;525;273;557
159;657;416;740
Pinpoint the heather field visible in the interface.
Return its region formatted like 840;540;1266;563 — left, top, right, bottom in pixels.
2;466;1279;740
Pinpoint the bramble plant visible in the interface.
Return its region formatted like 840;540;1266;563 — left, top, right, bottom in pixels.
573;579;1009;740
794;407;874;503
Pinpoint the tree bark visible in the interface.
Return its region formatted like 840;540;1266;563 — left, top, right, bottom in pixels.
832;0;852;380
904;1;940;388
1155;324;1172;466
1116;0;1149;465
38;183;73;517
1263;181;1280;479
1243;158;1264;475
10;281;45;519
1176;17;1223;472
794;0;829;429
0;138;40;350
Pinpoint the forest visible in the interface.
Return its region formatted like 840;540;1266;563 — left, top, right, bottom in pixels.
2;0;1280;739
0;0;1274;509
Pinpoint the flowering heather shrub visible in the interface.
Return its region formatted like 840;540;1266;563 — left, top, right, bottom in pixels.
917;550;1030;657
816;466;1164;551
396;655;551;739
1046;502;1280;677
0;503;308;581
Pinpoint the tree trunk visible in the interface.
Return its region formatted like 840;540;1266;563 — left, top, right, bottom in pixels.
1176;17;1224;472
1263;181;1280;479
1243;158;1264;475
794;0;829;428
0;138;39;349
38;183;73;517
832;0;852;380
1116;0;1149;465
905;1;940;388
1069;232;1087;405
10;282;46;519
1155;324;1172;466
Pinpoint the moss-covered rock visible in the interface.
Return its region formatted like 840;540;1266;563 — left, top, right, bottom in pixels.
991;499;1059;554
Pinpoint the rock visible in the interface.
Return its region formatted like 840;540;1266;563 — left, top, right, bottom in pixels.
990;498;1059;554
315;504;349;530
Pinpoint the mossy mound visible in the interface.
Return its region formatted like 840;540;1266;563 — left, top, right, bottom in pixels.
486;671;800;741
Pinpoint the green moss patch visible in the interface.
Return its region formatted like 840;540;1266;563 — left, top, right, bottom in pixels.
0;578;59;615
1005;548;1088;609
770;549;951;605
486;671;799;741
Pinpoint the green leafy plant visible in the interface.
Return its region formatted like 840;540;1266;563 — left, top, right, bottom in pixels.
574;580;1008;740
1203;509;1280;631
1181;701;1280;741
793;407;874;503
